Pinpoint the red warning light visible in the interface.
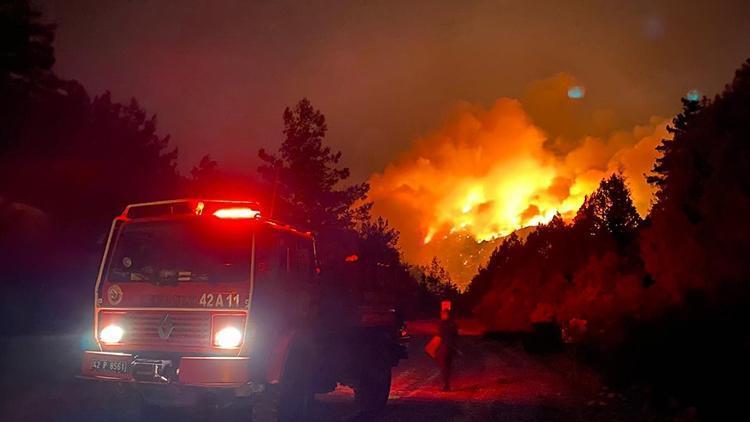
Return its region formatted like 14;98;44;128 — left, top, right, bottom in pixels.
213;207;260;219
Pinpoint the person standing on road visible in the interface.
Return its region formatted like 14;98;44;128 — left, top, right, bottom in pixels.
437;301;458;392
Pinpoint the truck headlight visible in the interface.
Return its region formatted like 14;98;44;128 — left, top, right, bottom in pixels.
214;326;243;348
100;324;124;344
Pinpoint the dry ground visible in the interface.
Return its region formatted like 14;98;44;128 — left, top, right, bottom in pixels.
0;321;636;421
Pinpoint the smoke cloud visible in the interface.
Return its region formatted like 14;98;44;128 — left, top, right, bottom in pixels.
368;74;669;286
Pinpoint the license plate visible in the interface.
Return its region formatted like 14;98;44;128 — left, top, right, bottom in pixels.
91;359;129;374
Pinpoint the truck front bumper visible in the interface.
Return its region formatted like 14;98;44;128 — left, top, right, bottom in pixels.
80;351;253;389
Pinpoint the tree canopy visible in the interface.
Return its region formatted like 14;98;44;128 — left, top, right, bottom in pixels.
0;1;182;250
466;59;750;358
258;98;370;233
0;0;55;79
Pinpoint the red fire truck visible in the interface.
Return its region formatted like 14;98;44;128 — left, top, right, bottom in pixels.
80;199;407;420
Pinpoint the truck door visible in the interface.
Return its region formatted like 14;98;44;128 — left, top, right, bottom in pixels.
249;227;316;380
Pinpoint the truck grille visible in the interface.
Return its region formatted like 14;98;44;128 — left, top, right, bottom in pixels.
122;311;211;347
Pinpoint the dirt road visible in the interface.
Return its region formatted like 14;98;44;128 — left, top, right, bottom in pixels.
0;323;632;421
315;323;624;421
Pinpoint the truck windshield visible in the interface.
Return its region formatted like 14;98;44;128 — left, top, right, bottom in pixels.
106;220;252;284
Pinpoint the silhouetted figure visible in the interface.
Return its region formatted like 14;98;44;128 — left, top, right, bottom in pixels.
437;305;458;391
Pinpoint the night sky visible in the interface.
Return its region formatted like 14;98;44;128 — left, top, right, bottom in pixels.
40;0;750;181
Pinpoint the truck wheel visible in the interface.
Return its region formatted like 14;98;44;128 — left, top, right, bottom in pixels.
252;350;313;422
251;385;280;422
355;362;392;414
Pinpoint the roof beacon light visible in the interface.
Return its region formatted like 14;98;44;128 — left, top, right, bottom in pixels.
195;201;206;215
213;207;260;219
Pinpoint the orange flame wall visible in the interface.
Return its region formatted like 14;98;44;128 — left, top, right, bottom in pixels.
368;74;669;286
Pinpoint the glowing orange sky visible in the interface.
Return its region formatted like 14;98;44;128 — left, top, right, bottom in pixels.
42;0;750;181
40;0;750;284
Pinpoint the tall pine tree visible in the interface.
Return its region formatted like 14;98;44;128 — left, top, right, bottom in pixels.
647;97;703;205
258;98;370;233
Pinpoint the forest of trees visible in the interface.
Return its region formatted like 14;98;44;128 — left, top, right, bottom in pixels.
463;172;644;333
462;59;750;418
255;97;457;316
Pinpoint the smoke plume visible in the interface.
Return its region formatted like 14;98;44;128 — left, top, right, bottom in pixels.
368;74;669;286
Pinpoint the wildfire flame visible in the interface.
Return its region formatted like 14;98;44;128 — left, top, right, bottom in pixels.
369;74;669;286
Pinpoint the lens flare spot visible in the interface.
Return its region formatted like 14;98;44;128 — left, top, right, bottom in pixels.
686;89;701;102
567;86;585;99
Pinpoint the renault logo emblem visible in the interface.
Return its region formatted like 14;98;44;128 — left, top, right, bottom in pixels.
158;314;175;340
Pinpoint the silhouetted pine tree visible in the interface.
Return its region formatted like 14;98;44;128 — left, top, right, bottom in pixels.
0;0;55;79
188;154;220;195
643;58;750;292
647;97;704;204
258;98;370;233
575;173;641;245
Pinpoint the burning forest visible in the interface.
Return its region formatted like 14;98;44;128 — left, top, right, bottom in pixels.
370;73;669;285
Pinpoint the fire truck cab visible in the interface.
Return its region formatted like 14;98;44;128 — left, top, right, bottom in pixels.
80;199;407;420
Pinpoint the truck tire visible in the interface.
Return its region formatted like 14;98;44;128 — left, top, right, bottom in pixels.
251;385;280;422
252;349;313;422
354;361;392;414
